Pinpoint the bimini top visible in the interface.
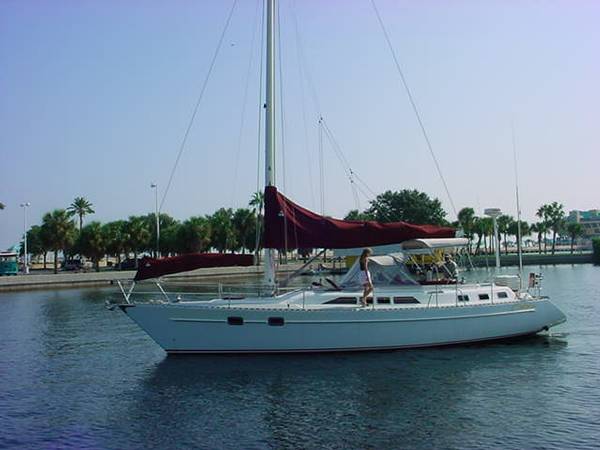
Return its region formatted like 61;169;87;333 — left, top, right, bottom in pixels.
401;238;469;254
339;253;418;289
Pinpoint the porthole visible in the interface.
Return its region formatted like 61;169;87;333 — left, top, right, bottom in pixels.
394;296;419;304
268;317;285;326
325;297;358;305
227;317;244;326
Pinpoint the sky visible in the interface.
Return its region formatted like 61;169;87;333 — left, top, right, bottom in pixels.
1;0;599;249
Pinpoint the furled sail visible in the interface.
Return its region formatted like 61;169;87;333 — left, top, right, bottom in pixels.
263;186;455;249
134;253;254;281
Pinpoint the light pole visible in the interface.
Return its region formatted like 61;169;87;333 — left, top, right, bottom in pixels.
20;202;31;274
150;183;160;258
484;208;502;268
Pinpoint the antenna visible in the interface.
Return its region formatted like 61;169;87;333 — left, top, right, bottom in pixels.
512;123;524;287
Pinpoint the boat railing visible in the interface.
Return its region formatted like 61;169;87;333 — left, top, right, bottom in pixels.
426;289;442;308
115;279;299;305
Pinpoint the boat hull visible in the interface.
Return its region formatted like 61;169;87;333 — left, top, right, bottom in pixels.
121;299;566;354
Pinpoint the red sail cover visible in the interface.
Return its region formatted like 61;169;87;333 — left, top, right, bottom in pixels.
134;253;254;281
263;186;455;249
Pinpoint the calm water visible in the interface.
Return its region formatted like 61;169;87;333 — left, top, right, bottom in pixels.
1;265;599;450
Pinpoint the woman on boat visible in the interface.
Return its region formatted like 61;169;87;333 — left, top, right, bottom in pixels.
359;248;373;307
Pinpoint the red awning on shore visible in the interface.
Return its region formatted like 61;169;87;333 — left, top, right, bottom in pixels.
134;253;254;281
263;186;455;249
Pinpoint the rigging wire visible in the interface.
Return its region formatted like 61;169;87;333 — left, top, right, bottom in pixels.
369;0;458;217
160;0;239;211
276;0;289;259
512;122;524;278
318;117;325;215
320;119;360;210
291;0;316;209
231;0;262;206
277;0;287;195
254;0;266;257
290;8;377;216
291;0;322;116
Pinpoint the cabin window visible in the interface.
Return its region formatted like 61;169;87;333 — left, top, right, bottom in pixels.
458;295;469;302
366;297;374;305
497;291;508;299
478;294;490;300
325;297;358;305
268;317;285;326
227;317;244;326
377;297;391;304
222;296;245;300
393;296;419;304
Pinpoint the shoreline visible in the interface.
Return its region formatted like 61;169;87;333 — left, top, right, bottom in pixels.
0;263;304;292
0;253;594;292
468;252;593;267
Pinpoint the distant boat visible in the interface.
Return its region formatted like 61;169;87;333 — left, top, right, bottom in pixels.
114;0;566;353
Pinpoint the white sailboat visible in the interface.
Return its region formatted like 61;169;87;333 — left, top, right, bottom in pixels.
113;0;566;354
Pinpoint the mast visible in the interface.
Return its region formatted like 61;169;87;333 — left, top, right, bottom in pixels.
263;0;276;288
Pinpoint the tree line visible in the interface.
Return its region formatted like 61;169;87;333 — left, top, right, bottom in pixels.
22;194;263;273
16;190;586;274
345;191;584;256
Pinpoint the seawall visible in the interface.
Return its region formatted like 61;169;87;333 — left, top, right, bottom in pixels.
0;263;303;292
469;252;593;267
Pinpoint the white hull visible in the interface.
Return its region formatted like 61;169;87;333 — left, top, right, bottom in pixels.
120;289;565;353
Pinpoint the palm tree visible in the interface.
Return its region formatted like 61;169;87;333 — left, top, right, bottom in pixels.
232;208;256;254
103;220;128;267
24;225;46;269
67;197;95;232
249;191;264;215
249;191;264;262
508;220;529;255
175;217;211;254
536;205;549;253
124;216;150;268
531;222;548;254
497;214;514;255
78;222;106;271
209;208;236;252
40;209;77;273
457;207;476;254
566;222;584;254
546;202;566;255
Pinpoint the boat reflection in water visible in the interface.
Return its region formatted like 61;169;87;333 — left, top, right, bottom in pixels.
117;335;567;449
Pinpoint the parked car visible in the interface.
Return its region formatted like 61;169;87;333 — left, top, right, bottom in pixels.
62;259;83;271
117;258;141;270
0;252;18;276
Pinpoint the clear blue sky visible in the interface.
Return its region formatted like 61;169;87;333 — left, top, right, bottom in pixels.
1;0;599;249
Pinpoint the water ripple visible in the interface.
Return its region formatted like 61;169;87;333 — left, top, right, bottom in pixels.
0;265;599;449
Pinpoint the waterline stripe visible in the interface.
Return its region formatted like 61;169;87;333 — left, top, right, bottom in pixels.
169;308;535;324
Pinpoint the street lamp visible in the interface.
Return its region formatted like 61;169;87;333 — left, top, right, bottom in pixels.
20;202;31;274
150;183;160;258
484;208;502;268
